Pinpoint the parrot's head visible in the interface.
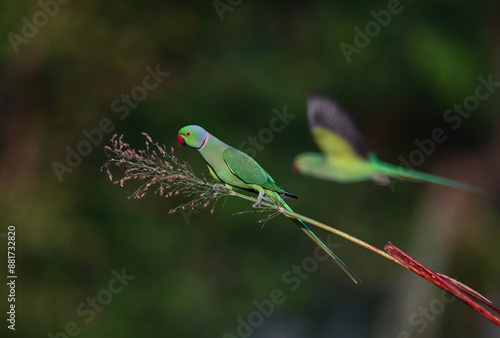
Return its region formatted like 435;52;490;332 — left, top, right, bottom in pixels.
292;154;306;173
178;125;210;148
292;153;324;175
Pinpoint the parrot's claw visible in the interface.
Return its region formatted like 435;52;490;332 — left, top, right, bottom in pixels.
253;193;265;208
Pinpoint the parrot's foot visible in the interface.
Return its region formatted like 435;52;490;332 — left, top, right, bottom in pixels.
371;174;390;185
252;193;265;208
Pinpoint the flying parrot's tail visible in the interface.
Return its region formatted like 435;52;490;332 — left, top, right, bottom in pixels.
269;192;361;284
369;154;481;193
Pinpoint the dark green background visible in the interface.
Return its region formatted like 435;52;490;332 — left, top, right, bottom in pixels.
1;1;499;337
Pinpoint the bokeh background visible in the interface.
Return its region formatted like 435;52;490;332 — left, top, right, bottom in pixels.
1;1;500;337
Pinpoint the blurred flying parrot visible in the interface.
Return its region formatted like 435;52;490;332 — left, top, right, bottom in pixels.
293;93;479;192
178;125;361;284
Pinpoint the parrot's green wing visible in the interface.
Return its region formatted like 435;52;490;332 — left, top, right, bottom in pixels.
308;93;371;160
222;147;298;199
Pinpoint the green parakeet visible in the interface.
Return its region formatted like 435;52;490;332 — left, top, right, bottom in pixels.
293;93;479;192
178;125;361;284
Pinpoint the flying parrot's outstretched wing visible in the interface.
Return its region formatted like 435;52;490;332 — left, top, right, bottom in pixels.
308;93;371;160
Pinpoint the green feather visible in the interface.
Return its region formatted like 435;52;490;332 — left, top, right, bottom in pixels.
369;155;481;193
223;148;297;199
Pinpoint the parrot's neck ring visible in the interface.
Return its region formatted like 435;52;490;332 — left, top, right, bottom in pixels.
197;133;210;149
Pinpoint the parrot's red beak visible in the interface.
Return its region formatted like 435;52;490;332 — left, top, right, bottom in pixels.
292;162;299;173
177;134;186;147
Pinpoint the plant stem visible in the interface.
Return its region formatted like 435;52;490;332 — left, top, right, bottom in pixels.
280;208;401;263
227;190;500;326
229;189;400;264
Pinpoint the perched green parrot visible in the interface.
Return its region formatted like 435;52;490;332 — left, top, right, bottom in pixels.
178;125;361;284
293;93;479;192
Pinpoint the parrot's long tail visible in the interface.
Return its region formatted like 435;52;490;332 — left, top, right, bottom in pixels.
272;193;361;284
370;155;481;193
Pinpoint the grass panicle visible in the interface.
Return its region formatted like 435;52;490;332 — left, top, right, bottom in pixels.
102;133;236;214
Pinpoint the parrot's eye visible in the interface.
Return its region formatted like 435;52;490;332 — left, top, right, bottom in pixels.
186;132;191;136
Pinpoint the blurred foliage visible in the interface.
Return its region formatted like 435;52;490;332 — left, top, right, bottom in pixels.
0;1;499;337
